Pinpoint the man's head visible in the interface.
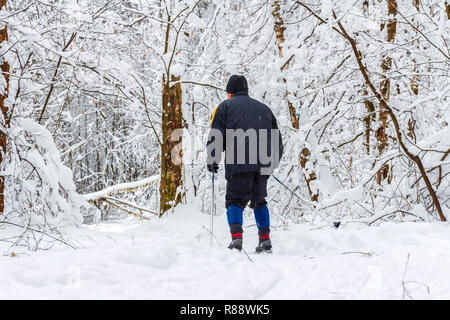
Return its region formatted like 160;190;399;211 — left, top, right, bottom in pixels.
226;75;248;98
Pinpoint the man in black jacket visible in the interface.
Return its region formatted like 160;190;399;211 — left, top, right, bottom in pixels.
206;75;283;253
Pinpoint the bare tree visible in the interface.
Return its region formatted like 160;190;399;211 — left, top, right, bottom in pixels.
158;0;203;215
272;0;318;202
0;0;9;214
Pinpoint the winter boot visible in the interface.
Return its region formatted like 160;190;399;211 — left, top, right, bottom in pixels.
227;207;244;251
228;231;243;251
255;228;272;253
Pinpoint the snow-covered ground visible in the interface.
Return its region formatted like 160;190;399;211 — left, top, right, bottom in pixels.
1;204;450;300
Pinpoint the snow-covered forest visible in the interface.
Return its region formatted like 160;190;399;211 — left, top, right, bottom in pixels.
0;0;449;300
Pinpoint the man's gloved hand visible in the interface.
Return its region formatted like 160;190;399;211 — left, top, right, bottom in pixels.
207;162;219;173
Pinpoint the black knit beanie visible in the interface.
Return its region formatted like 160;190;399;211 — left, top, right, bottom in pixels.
226;75;248;94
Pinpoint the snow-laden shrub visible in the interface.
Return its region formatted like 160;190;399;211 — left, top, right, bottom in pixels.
1;118;87;250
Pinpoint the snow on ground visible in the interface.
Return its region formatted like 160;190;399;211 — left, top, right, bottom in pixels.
1;203;450;299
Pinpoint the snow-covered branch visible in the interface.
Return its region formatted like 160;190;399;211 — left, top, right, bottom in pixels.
84;175;160;202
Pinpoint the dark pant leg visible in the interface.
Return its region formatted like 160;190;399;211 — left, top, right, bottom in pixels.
225;172;257;209
249;173;269;210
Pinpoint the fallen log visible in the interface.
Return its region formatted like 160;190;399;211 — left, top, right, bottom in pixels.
84;175;160;220
84;175;159;202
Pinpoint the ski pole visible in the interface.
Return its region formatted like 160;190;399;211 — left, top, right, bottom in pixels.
210;172;215;247
272;175;315;210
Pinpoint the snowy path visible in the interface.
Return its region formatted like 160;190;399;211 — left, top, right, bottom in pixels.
2;205;450;299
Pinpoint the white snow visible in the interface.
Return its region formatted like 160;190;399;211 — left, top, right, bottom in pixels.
1;204;450;300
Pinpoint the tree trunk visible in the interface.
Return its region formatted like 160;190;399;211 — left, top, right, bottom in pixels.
408;1;419;141
410;0;420;95
364;93;375;154
362;3;374;155
0;0;9;214
159;74;183;216
272;1;299;127
376;0;397;185
362;2;376;156
272;1;286;58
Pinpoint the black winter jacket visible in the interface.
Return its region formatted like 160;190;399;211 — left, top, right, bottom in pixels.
207;92;283;179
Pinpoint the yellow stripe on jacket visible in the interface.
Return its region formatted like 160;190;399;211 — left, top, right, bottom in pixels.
210;104;219;126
